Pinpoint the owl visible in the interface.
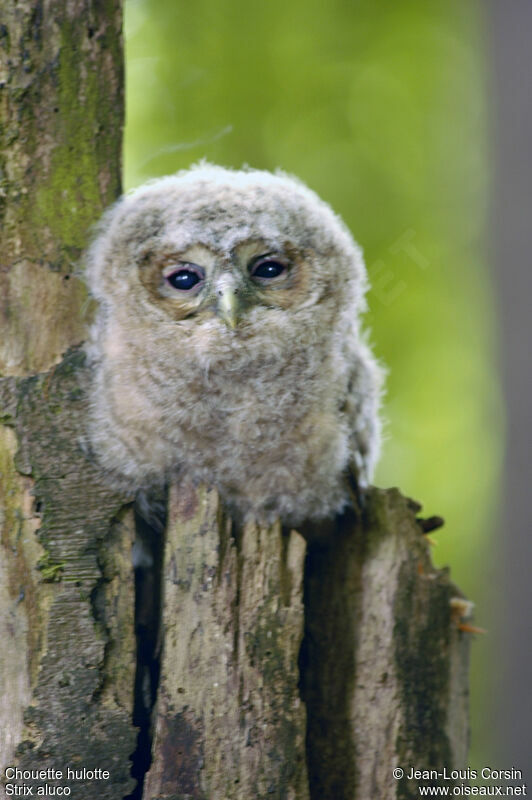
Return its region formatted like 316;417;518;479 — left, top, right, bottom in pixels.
85;164;383;526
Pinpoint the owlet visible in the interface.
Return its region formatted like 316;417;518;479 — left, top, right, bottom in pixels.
85;164;383;526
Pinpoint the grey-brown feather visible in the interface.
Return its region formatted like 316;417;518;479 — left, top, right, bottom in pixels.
85;164;384;525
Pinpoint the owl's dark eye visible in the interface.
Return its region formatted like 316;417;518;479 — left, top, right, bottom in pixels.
249;258;287;282
166;265;205;292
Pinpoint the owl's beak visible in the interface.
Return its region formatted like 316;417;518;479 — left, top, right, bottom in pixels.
217;286;240;330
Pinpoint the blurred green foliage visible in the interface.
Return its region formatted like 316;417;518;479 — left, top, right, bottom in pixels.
124;0;502;766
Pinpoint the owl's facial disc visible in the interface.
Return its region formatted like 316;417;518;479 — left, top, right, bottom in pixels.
143;241;302;325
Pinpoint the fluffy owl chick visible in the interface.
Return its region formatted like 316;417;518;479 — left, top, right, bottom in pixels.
85;164;383;526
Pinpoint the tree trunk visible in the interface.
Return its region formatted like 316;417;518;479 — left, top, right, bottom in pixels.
0;1;135;797
0;0;123;377
144;483;309;800
143;484;470;800
0;2;471;798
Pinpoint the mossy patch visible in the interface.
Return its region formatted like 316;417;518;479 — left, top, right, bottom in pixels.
36;552;66;583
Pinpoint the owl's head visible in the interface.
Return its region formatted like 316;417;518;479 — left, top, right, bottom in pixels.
86;164;368;338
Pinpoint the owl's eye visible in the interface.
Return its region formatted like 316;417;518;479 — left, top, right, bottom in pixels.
166;264;205;292
249;258;287;282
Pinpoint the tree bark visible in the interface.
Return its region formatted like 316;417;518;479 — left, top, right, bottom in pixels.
143;484;470;800
302;492;470;799
144;484;309;800
0;351;138;798
0;1;135;796
0;0;123;377
0;2;471;798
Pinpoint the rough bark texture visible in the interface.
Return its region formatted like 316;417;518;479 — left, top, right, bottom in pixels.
144;483;308;800
0;0;132;794
142;482;470;800
0;352;137;797
0;0;123;376
302;492;470;800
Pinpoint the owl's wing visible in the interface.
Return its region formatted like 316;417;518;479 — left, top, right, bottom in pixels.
342;338;384;500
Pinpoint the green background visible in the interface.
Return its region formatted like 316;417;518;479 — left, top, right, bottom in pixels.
124;0;502;767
